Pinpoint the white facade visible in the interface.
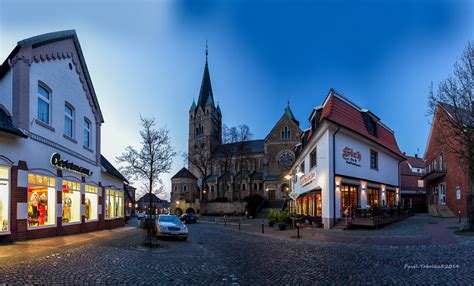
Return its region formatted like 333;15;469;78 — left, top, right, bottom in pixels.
0;31;126;240
290;105;403;229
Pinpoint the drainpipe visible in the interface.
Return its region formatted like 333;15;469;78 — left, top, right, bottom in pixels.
332;125;341;227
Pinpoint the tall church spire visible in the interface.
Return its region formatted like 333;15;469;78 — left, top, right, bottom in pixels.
197;41;214;109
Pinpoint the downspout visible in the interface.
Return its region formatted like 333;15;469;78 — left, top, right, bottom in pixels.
332;125;341;227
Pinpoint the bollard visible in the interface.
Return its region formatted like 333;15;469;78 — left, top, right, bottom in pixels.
297;224;300;239
261;220;264;234
459;210;461;224
238;221;241;230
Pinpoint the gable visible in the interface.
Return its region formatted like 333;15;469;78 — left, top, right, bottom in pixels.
265;113;302;143
2;30;103;124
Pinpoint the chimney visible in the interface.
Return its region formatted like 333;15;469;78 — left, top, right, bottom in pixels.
403;152;406;155
415;154;418;158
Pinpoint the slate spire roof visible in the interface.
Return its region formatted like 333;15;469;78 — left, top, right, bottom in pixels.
197;51;215;109
285;101;299;126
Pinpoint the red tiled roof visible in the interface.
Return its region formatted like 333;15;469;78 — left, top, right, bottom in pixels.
320;91;405;158
406;155;424;168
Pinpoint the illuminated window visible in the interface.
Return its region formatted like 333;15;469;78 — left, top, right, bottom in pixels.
105;189;124;219
367;188;379;207
0;166;10;233
28;174;56;228
62;180;81;224
85;185;99;221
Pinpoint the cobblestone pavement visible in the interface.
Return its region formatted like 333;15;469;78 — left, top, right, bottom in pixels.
0;217;473;285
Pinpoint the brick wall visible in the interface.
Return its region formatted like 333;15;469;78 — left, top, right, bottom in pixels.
425;107;469;217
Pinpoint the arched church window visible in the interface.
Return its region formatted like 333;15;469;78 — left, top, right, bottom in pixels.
281;126;291;139
253;183;257;190
183;185;187;192
242;184;246;191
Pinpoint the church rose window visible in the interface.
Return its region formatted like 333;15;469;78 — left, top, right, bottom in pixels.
278;151;295;170
28;174;56;228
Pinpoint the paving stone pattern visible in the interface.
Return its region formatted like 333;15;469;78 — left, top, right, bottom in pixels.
0;216;473;284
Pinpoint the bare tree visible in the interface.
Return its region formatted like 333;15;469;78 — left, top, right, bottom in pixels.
183;142;213;202
218;124;253;202
117;116;176;244
428;42;474;229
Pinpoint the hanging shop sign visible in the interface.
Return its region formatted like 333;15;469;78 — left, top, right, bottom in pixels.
342;147;361;167
289;191;299;200
50;153;93;177
300;172;316;186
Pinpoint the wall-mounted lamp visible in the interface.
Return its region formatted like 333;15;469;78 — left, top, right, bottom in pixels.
284;174;292;180
296;171;304;178
336;184;340;189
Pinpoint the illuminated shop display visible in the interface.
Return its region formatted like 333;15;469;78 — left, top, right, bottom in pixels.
295;191;321;217
85;185;98;221
105;189;124;219
28;174;56;228
62;180;81;224
0;166;10;233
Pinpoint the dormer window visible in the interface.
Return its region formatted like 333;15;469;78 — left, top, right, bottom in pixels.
362;112;378;137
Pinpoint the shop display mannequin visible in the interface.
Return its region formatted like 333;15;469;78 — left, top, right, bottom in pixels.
85;197;91;220
63;195;72;223
0;198;3;224
29;191;40;219
2;219;7;231
38;193;48;225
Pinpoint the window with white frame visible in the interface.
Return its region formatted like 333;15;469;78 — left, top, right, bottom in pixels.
439;184;446;205
64;104;74;138
84;118;91;147
37;85;51;124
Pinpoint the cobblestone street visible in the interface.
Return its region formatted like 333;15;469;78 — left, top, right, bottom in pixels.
1;215;473;284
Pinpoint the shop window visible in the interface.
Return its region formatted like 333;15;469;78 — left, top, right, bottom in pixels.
0;166;10;233
310;148;317;169
37;84;51;124
105;189;124;219
28;174;56;228
62;180;81;224
84;118;91;147
341;185;359;214
85;185;99;221
367;188;379;207
259;183;263;191
370;150;378;170
386;190;396;207
64;104;75;138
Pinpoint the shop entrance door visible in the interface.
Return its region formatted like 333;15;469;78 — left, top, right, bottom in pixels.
341;185;358;217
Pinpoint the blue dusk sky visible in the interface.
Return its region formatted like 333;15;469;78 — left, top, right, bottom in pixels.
1;0;473;198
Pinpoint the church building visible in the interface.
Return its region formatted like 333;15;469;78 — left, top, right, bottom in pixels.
170;51;301;215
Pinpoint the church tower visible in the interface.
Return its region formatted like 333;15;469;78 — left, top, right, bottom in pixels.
188;47;222;177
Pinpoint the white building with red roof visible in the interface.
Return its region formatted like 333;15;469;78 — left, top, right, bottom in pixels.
288;89;406;229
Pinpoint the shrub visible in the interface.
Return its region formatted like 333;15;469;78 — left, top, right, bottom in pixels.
267;208;278;222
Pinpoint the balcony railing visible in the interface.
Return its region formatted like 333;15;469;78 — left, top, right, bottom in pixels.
421;162;447;181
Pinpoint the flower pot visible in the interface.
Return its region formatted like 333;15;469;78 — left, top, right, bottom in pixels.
269;220;275;227
278;223;286;231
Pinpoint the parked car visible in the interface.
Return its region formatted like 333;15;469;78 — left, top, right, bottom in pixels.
155;214;188;241
180;213;198;224
137;212;145;219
